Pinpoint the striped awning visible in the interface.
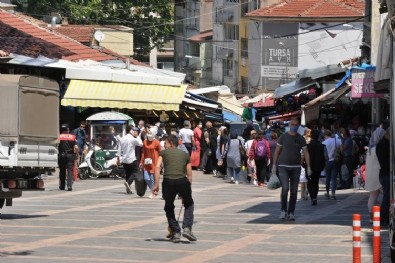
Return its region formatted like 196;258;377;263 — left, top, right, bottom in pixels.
61;80;187;111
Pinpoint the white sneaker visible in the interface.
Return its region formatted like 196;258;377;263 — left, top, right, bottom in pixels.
148;193;155;199
280;211;287;220
288;213;295;221
124;182;133;194
253;180;258;185
235;181;239;185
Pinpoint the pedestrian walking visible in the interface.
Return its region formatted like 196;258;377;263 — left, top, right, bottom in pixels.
140;127;161;199
245;130;257;184
153;135;197;243
376;128;390;226
248;131;270;187
339;128;354;189
322;129;341;200
58;124;79;191
216;126;228;178
72;121;86;158
306;130;327;206
272;118;311;221
365;122;387;223
223;132;243;184
117;126;143;194
190;121;202;169
202;121;218;174
179;120;194;156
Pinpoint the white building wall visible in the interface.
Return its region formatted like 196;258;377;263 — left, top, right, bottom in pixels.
298;22;363;70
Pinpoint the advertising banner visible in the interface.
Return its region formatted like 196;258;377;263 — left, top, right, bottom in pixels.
261;23;299;91
351;68;384;98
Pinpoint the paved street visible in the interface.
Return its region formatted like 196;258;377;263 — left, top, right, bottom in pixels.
0;170;391;263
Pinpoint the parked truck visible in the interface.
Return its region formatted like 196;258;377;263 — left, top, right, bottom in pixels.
0;74;59;210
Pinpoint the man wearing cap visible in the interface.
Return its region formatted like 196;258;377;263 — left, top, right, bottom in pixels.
179;120;195;156
117;126;143;194
58;124;79;191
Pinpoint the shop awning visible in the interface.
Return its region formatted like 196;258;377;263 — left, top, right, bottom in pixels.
265;110;301;123
218;93;244;116
301;85;350;125
242;92;274;108
61;80;187;111
273;78;319;99
223;110;242;122
188;30;213;42
298;65;346;80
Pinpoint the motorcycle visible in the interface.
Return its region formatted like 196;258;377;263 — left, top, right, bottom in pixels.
77;111;147;197
78;143;125;180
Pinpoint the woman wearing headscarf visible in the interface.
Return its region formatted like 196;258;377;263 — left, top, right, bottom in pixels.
223;132;242;184
216;126;229;178
140;127;162;199
191;122;203;169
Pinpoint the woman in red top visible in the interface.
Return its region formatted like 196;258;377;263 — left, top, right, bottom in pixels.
140;128;162;199
191;122;203;169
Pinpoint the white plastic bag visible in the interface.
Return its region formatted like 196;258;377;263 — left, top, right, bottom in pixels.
267;173;281;190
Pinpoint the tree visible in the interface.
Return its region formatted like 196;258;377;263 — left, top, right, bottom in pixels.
12;0;174;60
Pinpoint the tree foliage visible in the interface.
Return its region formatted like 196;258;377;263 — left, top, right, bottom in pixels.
12;0;174;60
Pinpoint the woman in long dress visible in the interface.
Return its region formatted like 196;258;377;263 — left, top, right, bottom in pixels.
191;122;202;169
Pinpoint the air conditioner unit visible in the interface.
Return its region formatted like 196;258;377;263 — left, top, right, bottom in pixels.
242;57;246;67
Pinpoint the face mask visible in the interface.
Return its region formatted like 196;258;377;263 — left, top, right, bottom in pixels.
290;126;299;133
147;134;155;141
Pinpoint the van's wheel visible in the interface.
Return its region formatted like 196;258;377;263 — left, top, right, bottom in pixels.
391;246;395;262
135;171;147;197
0;198;5;209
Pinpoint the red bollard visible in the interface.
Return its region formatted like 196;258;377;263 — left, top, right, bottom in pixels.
372;206;381;263
353;213;361;263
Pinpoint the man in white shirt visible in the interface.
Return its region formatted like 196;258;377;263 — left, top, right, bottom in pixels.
179;120;194;156
117;126;143;194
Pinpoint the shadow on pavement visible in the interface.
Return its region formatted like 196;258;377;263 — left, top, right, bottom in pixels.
145;238;192;244
240;191;371;226
0;251;34;257
0;214;48;220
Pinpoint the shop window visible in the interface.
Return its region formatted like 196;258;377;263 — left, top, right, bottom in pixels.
241;38;248;58
224;24;239;40
241;76;249;94
223;59;233;77
241;0;249;16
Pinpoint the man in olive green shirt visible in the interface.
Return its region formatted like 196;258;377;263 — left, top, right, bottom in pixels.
154;135;196;243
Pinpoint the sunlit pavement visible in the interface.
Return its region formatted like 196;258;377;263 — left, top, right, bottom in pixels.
0;170;391;263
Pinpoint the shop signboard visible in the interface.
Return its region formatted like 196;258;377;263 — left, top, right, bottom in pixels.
351;68;384;98
261;23;299;91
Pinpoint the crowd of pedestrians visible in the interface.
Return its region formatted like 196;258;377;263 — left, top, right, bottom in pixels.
63;116;391;227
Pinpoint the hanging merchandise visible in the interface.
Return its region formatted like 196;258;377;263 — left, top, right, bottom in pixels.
287;96;296;111
308;88;316;100
275;99;284;113
298;93;308;106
